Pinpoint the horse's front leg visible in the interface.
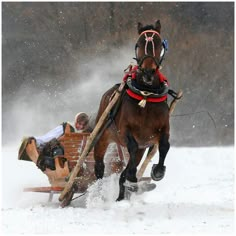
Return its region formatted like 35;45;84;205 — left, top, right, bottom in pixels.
117;133;145;201
151;131;170;181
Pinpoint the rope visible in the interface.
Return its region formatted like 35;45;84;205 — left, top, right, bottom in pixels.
71;191;88;202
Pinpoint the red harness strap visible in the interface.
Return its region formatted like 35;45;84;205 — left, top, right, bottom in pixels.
126;89;167;102
123;65;139;82
156;70;169;85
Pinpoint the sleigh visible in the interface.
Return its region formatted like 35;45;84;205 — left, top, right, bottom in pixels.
18;130;130;205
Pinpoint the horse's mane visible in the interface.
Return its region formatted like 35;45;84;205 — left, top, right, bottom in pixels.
138;24;156;34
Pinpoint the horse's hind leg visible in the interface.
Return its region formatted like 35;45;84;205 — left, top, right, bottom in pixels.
94;136;109;179
151;132;170;181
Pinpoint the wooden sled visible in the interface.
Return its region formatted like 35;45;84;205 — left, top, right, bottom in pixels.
18;129;129;202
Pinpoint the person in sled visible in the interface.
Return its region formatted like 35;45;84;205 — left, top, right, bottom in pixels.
35;112;91;147
33;112;92;171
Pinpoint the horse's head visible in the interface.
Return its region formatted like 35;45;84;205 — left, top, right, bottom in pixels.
134;20;163;88
135;20;162;69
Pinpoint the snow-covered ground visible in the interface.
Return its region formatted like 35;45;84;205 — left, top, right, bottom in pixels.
1;146;234;235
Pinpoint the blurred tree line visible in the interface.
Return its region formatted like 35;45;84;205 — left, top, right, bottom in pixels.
2;2;234;146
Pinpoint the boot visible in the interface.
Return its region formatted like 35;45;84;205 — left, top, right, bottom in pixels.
37;155;56;171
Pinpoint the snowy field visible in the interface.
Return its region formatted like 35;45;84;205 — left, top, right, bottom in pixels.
1;145;235;235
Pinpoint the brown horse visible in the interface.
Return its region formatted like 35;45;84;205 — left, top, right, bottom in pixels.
94;20;170;201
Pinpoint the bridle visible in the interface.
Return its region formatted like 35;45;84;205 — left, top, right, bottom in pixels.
134;30;168;68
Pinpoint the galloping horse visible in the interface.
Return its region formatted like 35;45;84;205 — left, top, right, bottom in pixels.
94;20;170;201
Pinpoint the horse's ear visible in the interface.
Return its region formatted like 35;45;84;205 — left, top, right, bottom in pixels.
137;22;143;34
155;20;161;33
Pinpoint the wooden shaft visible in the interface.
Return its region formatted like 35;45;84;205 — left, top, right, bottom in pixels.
137;144;158;180
59;82;126;202
169;90;183;116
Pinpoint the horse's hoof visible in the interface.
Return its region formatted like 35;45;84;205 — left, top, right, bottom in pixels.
123;181;138;192
116;195;125;201
116;190;131;201
151;164;166;181
116;182;133;201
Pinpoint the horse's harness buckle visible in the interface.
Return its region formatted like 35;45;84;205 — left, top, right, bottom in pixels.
140;91;155;97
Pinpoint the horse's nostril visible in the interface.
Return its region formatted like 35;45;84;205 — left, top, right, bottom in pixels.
145;74;152;80
143;75;153;85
